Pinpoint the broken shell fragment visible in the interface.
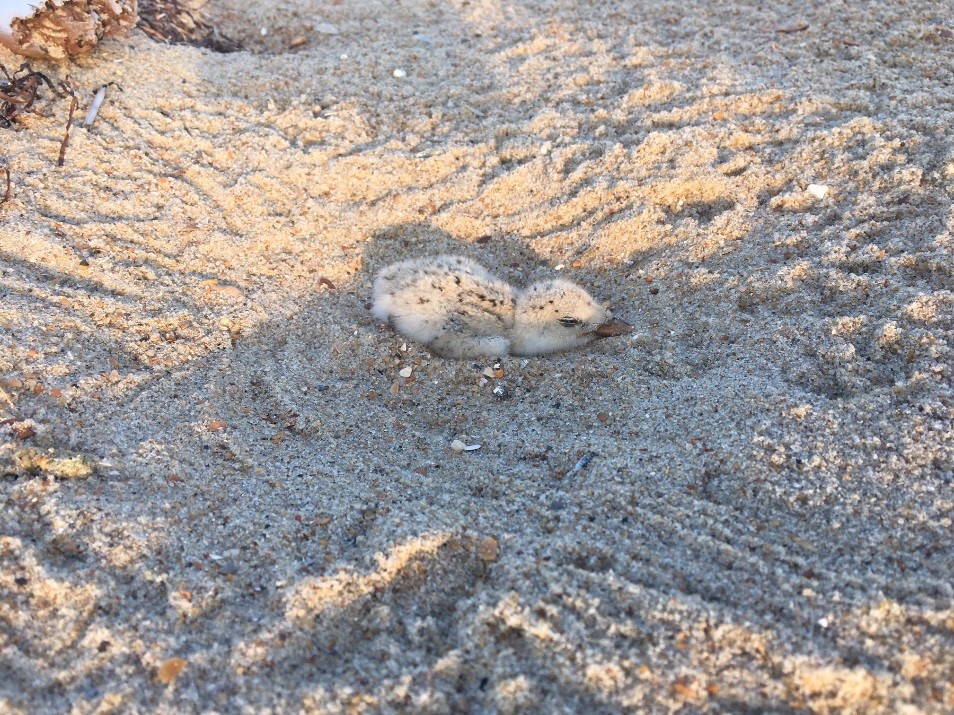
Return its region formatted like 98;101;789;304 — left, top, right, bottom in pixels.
0;1;138;60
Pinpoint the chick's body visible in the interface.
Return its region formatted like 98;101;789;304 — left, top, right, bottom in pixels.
372;255;517;358
372;255;631;358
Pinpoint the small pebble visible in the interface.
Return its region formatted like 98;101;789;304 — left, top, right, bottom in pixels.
393;68;407;78
399;366;413;378
807;183;829;199
157;658;187;684
478;536;499;562
315;22;339;35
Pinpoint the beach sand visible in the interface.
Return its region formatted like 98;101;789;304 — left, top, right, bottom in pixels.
1;1;952;712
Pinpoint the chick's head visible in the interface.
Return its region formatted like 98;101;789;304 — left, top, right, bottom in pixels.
511;279;631;356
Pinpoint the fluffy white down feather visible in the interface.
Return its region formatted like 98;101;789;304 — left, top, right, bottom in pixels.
372;255;631;358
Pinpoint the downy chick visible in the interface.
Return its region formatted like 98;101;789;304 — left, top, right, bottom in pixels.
372;255;631;358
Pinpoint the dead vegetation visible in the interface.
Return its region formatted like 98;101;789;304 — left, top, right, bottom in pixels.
138;0;241;52
0;63;62;128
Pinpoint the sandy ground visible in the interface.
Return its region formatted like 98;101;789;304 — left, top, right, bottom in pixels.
1;0;952;712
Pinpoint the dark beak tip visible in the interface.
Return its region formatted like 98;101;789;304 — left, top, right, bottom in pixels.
594;319;634;338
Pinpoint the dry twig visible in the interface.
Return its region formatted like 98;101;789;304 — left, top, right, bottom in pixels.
1;165;10;205
57;79;79;167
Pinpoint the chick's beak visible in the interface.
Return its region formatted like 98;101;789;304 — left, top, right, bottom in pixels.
591;318;633;338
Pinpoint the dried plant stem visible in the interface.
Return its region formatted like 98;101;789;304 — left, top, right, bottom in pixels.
1;165;10;205
57;79;78;167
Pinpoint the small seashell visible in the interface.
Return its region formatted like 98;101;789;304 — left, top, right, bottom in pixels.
399;366;413;378
807;183;829;199
464;443;481;451
450;439;467;452
482;367;495;378
314;22;339;35
393;68;407;78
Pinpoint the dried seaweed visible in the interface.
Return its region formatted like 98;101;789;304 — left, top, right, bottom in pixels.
138;0;242;53
3;0;137;60
1;65;85;167
0;62;64;128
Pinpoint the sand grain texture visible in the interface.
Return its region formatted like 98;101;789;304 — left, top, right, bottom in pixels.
1;1;952;712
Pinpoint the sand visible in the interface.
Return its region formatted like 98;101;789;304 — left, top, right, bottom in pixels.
1;0;952;712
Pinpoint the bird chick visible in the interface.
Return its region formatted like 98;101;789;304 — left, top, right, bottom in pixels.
372;255;632;358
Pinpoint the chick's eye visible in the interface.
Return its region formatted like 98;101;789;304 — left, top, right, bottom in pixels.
559;317;581;327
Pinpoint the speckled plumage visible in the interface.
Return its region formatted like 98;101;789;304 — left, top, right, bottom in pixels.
372;255;631;358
